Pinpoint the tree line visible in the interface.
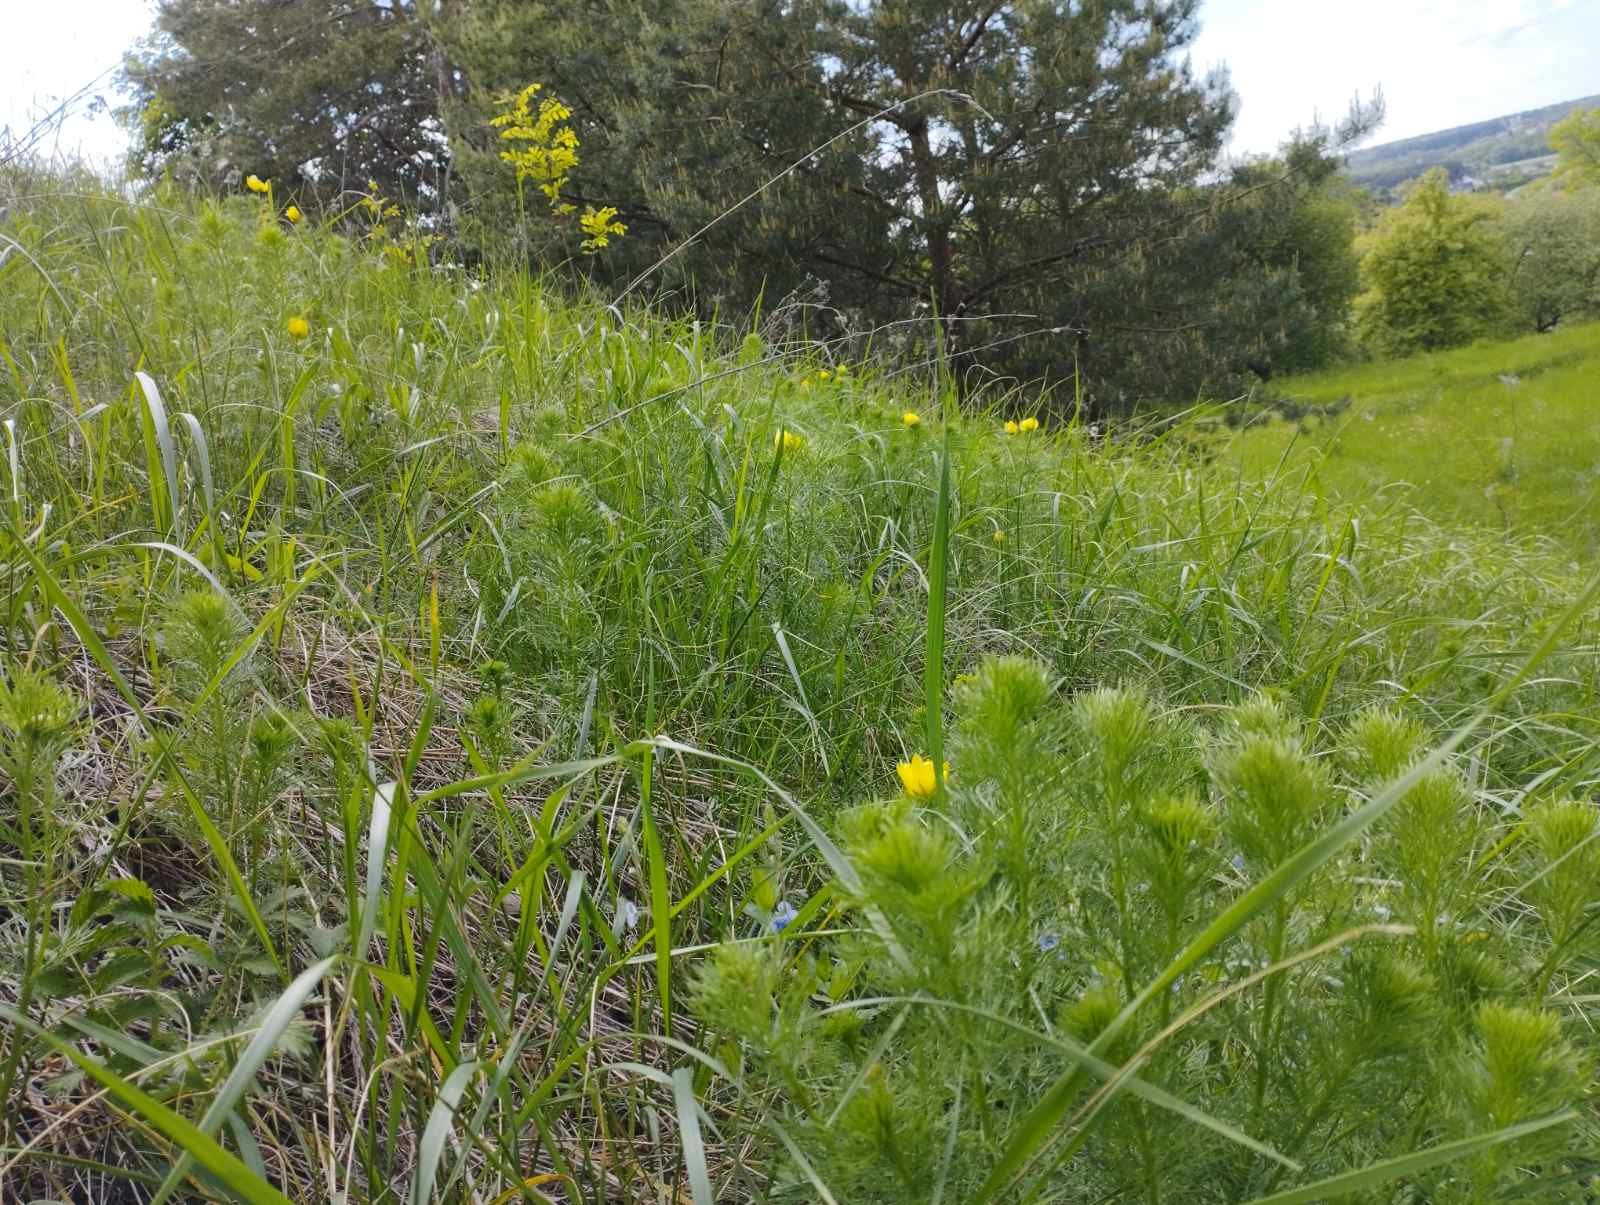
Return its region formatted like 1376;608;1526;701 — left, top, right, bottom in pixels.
120;1;1597;410
1357;109;1600;357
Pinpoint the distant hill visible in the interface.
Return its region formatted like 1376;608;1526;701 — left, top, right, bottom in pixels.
1344;94;1599;195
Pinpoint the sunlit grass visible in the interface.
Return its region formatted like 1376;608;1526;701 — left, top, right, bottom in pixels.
1223;321;1600;555
0;169;1596;1202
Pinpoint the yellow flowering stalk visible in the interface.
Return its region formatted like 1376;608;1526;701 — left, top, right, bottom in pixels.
578;205;627;253
286;316;310;339
774;429;803;452
491;83;627;256
901;411;922;428
1020;416;1040;432
993;529;1006;543
284;205;302;223
491;83;581;204
896;754;950;798
1004;420;1019;435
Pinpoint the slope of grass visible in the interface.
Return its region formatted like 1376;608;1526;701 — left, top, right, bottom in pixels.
0;174;1597;1203
1225;321;1600;556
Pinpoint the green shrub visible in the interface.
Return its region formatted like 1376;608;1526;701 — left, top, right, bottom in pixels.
690;663;1597;1202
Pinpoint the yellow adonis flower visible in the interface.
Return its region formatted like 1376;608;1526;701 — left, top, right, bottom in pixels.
286;316;310;339
245;175;269;194
901;411;922;428
896;754;950;798
993;530;1006;543
774;429;803;452
1019;416;1040;432
284;205;302;223
1004;420;1019;435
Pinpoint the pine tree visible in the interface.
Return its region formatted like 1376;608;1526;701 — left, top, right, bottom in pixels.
122;0;451;201
445;1;1379;407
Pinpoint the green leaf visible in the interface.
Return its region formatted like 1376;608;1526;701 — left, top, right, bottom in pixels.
411;1060;480;1205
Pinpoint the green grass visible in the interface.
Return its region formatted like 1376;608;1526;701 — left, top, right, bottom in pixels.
1223;321;1600;556
0;171;1597;1203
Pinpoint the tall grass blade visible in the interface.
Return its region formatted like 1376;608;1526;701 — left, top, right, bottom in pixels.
149;957;338;1204
3;417;18;512
1241;1111;1578;1204
925;426;951;792
176;412;215;518
355;781;394;960
671;1066;715;1205
410;1060;479;1205
135;370;179;536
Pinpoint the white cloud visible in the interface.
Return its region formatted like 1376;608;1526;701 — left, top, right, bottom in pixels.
1;0;155;165
1190;0;1600;157
4;0;1596;170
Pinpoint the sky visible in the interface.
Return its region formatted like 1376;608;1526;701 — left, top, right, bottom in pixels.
0;0;154;166
1;0;1597;166
1191;0;1600;156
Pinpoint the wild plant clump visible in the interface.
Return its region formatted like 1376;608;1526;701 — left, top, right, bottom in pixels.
690;659;1598;1202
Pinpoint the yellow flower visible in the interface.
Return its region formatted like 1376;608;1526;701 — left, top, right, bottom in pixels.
1004;420;1019;435
774;429;803;452
901;411;921;428
284;205;302;223
896;754;950;798
992;529;1006;543
817;368;830;380
245;174;269;194
286;316;310;339
1020;416;1040;432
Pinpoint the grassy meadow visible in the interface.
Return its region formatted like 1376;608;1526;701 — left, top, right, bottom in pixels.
1224;322;1600;557
1;175;1599;1202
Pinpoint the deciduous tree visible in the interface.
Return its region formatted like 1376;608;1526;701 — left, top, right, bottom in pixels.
1355;169;1511;357
1549;106;1600;188
1497;187;1600;333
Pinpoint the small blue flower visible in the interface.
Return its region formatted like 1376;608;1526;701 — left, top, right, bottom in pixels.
1231;853;1246;874
770;900;798;933
619;898;640;932
1037;933;1060;953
